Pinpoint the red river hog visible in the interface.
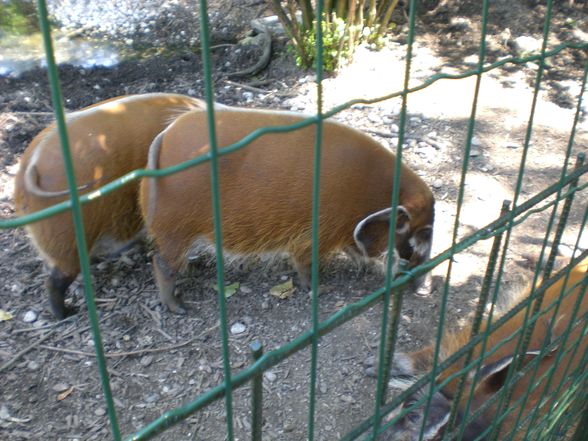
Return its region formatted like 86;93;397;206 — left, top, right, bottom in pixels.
14;93;206;318
383;257;588;441
140;107;435;313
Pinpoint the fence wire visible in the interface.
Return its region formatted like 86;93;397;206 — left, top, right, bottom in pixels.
1;0;587;440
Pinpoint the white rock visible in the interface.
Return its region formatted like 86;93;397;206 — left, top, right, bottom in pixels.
52;383;70;393
513;36;542;54
367;113;381;124
231;322;247;335
264;371;277;382
22;310;38;323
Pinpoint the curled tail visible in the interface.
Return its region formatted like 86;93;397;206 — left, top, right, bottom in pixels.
24;161;95;198
145;130;165;228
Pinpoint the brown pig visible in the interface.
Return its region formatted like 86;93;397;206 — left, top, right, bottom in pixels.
383;256;588;441
140;108;435;313
14;93;208;318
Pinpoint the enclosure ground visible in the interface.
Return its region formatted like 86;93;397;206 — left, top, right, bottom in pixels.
1;1;587;440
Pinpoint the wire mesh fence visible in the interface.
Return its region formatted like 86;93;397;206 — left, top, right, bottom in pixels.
1;0;587;440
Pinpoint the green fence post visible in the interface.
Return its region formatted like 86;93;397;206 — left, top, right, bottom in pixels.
35;1;121;439
307;1;325;440
250;340;264;441
197;1;234;440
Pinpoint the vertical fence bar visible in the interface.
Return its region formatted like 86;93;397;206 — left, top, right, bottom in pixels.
378;278;407;406
570;386;588;441
537;207;588;420
197;1;234;440
445;199;511;438
370;0;418;436
485;1;556;438
495;31;587;438
538;60;588;291
544;153;586;279
508;154;587;440
250;340;264;441
422;0;491;438
35;1;121;439
307;1;325;439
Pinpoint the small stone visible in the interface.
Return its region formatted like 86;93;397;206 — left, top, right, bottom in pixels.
52;383;70;393
119;255;134;266
367;113;381;124
240;285;252;294
283;422;296;432
469;149;481;157
432;179;443;189
264;371;277;382
27;361;40;370
231;322;247;335
22;310;38;323
389;123;399;133
471;136;482;146
513;35;542;54
140;355;153;367
363;355;375;367
505;142;519;149
145;394;158;404
95;408;106;416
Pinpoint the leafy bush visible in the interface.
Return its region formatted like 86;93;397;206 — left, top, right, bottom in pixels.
270;0;399;71
0;0;38;35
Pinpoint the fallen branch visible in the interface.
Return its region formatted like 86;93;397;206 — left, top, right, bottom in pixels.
38;323;220;358
227;22;272;78
0;328;57;372
1;111;56;116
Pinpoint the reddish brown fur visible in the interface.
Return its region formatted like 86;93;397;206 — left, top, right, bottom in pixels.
14;93;205;318
140;108;435;312
389;257;588;441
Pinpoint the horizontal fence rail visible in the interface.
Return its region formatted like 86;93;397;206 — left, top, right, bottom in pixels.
1;0;587;440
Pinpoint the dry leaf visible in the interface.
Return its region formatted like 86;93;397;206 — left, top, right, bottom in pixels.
57;386;74;401
213;282;240;298
0;310;13;321
270;279;294;299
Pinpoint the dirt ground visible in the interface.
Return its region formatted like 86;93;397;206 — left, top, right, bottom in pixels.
1;1;587;440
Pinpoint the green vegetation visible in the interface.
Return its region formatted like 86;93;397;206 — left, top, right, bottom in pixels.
271;0;399;71
0;0;38;35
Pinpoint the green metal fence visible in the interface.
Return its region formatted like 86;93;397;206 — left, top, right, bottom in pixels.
1;0;587;440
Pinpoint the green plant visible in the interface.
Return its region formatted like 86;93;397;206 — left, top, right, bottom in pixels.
0;0;38;35
270;0;400;71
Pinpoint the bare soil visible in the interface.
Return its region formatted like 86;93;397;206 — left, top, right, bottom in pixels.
1;1;587;440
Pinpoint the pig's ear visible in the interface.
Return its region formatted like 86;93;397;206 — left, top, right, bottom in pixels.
354;206;411;256
476;350;546;394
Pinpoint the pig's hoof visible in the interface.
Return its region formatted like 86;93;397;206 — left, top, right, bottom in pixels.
166;299;188;315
